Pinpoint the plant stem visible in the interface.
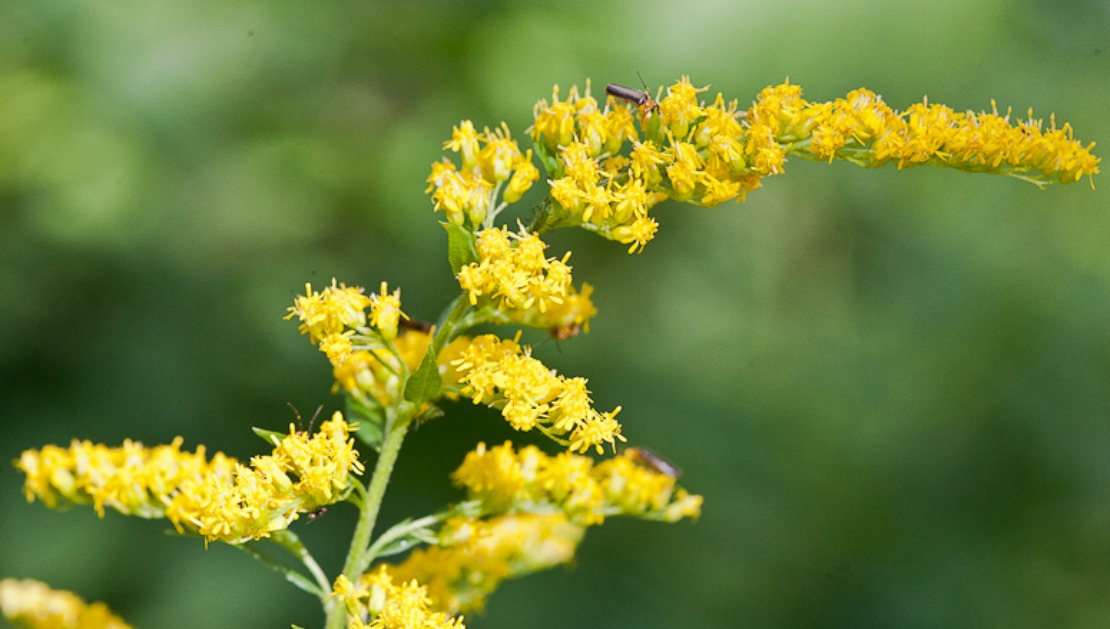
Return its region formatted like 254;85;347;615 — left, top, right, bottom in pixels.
323;411;412;629
431;292;471;355
321;292;471;629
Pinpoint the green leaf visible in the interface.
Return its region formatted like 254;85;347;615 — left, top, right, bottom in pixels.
403;345;442;404
251;426;287;444
443;222;478;275
532;139;559;176
347;398;385;451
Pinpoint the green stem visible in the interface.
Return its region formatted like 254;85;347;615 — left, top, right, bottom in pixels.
321;291;472;629
323;414;412;629
431;292;472;355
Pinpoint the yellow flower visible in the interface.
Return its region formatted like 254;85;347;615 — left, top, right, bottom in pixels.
286;279;372;344
443;120;481;170
386;514;584;614
530;84;586;153
452;335;625;453
527;77;1097;252
427;162;490;226
456;227;573;314
368;281;407;341
478;123;524;183
338;566;465;629
429;121;538;226
0;578;131;629
167;412;363;544
793;87;1100;184
504;150;539;204
612;215;659;254
506;282;597;340
451;441;702;525
17;415;363;545
330;330;470;408
16;436;216;519
656;75;707;139
331;574;372;619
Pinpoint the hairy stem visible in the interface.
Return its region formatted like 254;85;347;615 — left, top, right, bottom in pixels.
322;292;471;629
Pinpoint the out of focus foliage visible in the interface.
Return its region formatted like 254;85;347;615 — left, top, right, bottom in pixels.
2;0;1108;627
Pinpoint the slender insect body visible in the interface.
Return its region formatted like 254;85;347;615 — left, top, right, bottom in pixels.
606;74;659;113
626;447;682;479
606;83;654;108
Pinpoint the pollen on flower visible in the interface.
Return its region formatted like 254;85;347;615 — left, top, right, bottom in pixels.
451;441;703;525
16;436;219;519
452;335;624;453
385;514;584;614
456;227;573;314
328;329;471;408
369;281;408;341
526;76;1096;252
504;282;597;340
0;578;131;629
166;412;363;544
286;279;373;344
429;120;538;227
17;414;364;545
340;566;465;629
792;87;1100;185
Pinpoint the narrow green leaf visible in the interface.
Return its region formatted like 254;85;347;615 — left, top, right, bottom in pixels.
532;139;559;176
346;398;385;451
251;426;287;444
443;222;478;275
403;345;442;404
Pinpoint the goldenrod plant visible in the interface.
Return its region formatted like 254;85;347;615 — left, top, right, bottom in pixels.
8;77;1098;629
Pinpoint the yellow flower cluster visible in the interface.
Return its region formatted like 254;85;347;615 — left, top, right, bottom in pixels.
16;435;228;518
451;441;703;525
531;77;761;253
333;567;465;629
427;121;540;228
286;280;472;408
166;413;364;543
0;578;131;629
527;77;1098;252
507;282;597;340
16;414;363;544
456;227;573;313
386;514;584;614
786;86;1101;183
452;335;625;453
286;279;375;344
331;329;470;408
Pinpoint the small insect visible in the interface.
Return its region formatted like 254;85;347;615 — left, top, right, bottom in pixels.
306;507;327;523
287;402;324;435
606;73;658;113
625;447;682;479
399;318;435;334
549;323;582;341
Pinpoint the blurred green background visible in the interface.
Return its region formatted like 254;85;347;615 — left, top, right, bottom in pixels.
2;0;1108;627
